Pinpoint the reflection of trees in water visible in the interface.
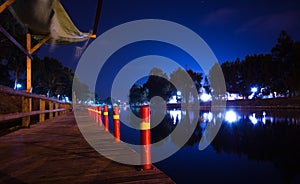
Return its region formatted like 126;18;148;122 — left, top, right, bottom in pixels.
148;109;300;183
211;112;300;183
170;110;199;147
126;107;300;182
151;115;176;143
144;109;200;147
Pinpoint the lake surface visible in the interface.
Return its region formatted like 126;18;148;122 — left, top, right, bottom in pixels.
109;107;300;184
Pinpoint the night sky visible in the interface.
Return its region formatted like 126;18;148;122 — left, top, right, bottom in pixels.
36;0;300;98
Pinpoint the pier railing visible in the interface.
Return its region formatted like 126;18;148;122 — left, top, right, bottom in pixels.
0;85;72;128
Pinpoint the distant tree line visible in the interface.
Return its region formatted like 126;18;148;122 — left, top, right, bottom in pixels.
0;54;78;100
129;30;300;104
222;30;300;98
129;67;205;105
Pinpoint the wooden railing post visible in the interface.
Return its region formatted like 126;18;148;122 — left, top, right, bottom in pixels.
0;85;72;123
55;103;59;117
65;103;68;114
64;103;68;114
49;101;53;119
61;103;67;114
39;98;45;122
22;97;31;128
61;103;64;115
72;92;76;111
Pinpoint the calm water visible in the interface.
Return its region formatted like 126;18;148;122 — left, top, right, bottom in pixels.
109;107;300;184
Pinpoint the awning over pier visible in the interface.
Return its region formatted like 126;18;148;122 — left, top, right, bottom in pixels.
10;0;91;44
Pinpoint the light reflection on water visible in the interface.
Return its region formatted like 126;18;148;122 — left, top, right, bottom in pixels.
224;110;240;123
169;109;181;124
153;108;300;184
118;107;300;183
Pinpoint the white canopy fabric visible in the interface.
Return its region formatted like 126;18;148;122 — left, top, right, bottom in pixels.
10;0;91;44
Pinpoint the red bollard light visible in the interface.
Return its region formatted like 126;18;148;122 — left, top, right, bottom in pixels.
113;106;120;142
97;106;102;126
103;105;109;131
140;105;152;170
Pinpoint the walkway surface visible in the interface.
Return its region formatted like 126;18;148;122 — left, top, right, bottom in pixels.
0;112;175;184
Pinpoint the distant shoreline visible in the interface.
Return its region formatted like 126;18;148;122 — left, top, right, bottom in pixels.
225;96;300;109
166;97;300;110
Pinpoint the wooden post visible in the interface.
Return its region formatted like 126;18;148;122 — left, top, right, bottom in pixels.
49;101;53;119
64;103;68;114
22;97;31;128
72;91;76;111
55;103;59;117
65;103;69;114
39;98;45;122
26;33;31;92
61;103;65;115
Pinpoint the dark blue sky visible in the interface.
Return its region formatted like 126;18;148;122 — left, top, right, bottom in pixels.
38;0;300;69
36;0;300;98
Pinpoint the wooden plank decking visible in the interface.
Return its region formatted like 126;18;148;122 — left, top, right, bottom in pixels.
0;112;175;184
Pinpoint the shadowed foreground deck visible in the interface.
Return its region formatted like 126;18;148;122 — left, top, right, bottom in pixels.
0;113;175;184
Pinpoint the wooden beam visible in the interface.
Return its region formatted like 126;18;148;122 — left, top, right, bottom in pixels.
30;35;51;54
0;84;70;104
90;34;97;39
26;33;31;92
49;101;54;119
0;25;33;59
0;0;15;14
0;108;69;122
39;99;46;122
22;97;31;127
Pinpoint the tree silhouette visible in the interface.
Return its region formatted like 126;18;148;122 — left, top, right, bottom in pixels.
129;84;147;105
144;68;173;101
0;59;11;86
208;62;226;98
271;30;294;96
221;30;300;98
186;69;203;93
32;56;75;99
221;58;242;94
0;6;27;89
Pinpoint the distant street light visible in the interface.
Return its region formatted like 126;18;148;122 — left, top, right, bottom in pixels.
251;87;258;93
16;83;22;90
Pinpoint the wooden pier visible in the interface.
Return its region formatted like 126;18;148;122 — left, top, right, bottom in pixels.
0;112;175;184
